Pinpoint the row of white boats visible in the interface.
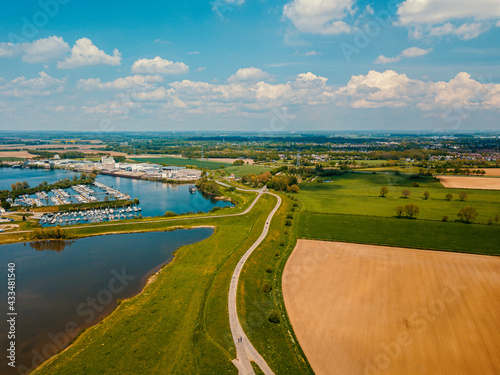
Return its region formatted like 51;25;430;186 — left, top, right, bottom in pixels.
40;206;142;226
14;182;131;207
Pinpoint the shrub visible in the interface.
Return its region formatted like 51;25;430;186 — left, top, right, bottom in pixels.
412;182;420;187
262;284;272;294
285;219;292;226
287;214;293;219
423;191;430;200
274;250;280;257
442;215;449;222
164;211;178;217
268;311;280;324
265;267;272;273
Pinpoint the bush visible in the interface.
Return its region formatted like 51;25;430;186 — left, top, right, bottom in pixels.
412;182;420;187
265;267;272;273
261;284;272;294
274;250;280;257
164;211;178;217
285;220;292;226
226;186;236;192
287;214;293;219
268;311;280;324
442;215;449;222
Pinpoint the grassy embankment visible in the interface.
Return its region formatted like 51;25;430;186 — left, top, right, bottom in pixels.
296;172;500;256
33;191;272;374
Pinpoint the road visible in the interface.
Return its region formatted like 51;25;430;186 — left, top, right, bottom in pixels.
228;188;280;375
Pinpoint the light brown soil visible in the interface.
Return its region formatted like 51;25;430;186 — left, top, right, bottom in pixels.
439;176;500;190
481;169;500;177
0;151;34;158
283;240;500;375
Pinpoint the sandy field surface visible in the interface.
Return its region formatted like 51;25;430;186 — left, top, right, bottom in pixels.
0;151;35;158
283;240;500;375
0;144;127;157
439;176;500;190
481;169;500;176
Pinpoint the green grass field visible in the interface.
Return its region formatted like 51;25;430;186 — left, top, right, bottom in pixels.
298;213;500;256
220;165;273;178
0;157;25;161
131;157;231;170
299;172;500;224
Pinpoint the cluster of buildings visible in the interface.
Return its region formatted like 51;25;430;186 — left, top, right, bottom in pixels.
21;156;202;182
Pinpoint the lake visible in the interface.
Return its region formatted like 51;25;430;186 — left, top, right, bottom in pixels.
0;167;233;217
0;228;213;374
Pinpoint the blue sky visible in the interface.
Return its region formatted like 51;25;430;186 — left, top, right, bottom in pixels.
0;0;500;132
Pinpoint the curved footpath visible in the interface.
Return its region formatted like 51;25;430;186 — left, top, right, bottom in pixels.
226;188;280;374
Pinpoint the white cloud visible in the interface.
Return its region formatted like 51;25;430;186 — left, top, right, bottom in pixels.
305;50;321;56
187;51;200;55
0;71;66;97
330;70;500;111
131;56;189;75
78;75;164;90
22;36;70;63
397;0;500;39
227;67;271;83
57;38;121;69
283;0;353;35
0;36;70;63
428;22;490;40
375;47;432;64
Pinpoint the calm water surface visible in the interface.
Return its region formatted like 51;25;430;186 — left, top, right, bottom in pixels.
0;229;213;374
0;168;233;217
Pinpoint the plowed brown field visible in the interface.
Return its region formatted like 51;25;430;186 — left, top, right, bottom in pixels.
283;240;500;375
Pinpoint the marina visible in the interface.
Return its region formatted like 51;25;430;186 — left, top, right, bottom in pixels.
39;206;141;226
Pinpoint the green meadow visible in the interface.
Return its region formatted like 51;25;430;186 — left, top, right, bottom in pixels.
299;172;500;224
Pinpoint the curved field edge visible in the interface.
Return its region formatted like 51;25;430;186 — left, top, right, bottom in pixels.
32;194;275;375
238;194;314;374
298;213;500;257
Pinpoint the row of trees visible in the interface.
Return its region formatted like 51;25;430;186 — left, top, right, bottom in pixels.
395;205;482;223
380;186;469;201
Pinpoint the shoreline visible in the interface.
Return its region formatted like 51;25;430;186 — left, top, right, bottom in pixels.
29;225;216;374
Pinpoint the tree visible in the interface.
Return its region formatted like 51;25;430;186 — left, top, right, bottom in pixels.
404;204;420;219
233;159;244;166
459;191;468;202
494;214;500;225
288;184;300;193
395;206;404;218
380;186;389;197
402;189;411;199
442;215;449;222
423;191;430;200
445;193;453;201
458;207;478;223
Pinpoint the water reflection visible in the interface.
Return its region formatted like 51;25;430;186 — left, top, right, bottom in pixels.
29;240;75;252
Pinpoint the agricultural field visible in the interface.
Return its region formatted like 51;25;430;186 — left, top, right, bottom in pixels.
283;240;500;375
131;157;231;170
299;172;500;225
219;165;274;178
439;176;500;190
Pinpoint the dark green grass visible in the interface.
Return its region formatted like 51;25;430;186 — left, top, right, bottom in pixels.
299;172;500;224
298;213;500;256
131;157;231;170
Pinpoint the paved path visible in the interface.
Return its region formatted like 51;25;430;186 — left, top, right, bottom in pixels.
228;189;280;375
